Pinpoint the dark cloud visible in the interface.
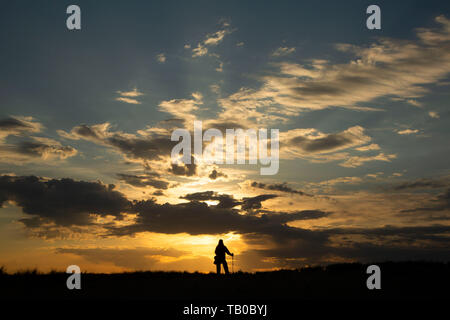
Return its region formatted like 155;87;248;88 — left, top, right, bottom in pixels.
117;173;169;190
0;116;42;139
180;191;277;211
109;135;174;162
209;169;227;180
0;117;33;130
107;198;329;239
0;117;76;162
59;123;177;162
0;140;77;161
250;181;310;196
2;174;448;267
69;124;102;140
290;134;352;153
181;191;240;209
241;194;278;211
401;188;450;213
240;224;450;268
392;178;449;191
169;162;197;176
0;175;130;227
204;120;248;132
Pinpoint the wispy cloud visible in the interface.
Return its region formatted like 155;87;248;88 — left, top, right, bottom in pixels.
355;144;381;151
218;15;450;123
158;92;203;122
271;46;296;57
0;116;43;140
280;126;396;167
215;61;224;72
397;129;419;135
192;22;233;57
156;53;166;63
429;111;440;119
0;117;76;163
405;99;423;107
115;88;144;104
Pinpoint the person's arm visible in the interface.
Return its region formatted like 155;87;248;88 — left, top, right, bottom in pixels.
225;246;233;256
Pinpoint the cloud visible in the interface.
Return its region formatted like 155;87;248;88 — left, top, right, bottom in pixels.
204;29;229;46
158;92;203;122
355;144;380;151
429;111;440;119
116;89;144;98
271;46;296;57
249;226;450;267
0;117;76;163
117;173;169;190
249;181;310;196
192;44;208;57
192;22;233;57
401;188;450;213
116;97;141;104
3;174;448;266
315;176;363;186
397;129;419;135
169;162;197;177
0;137;77;163
181;191;240;209
210;84;220;94
282;126;371;154
416;15;450;44
339;153;397;168
0;175;130;227
156;53;166;63
218;16;450;121
108;196;327;238
58;122;176;163
216;61;224;72
278;126;396;167
0;116;43;140
208;169;227;180
115;88;144;104
241;194;278;211
405;99;423;107
392;177;450;191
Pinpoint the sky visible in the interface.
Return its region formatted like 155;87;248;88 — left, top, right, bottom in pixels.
0;0;449;273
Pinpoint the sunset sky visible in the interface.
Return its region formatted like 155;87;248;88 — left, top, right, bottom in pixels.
1;0;449;273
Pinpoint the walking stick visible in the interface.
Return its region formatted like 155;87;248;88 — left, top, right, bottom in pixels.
232;254;234;274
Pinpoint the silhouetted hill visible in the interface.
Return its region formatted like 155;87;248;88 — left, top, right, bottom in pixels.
0;261;448;300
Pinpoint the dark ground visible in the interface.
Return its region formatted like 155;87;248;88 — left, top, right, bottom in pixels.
0;261;448;300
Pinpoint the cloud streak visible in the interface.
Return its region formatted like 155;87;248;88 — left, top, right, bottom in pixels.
219;16;450;122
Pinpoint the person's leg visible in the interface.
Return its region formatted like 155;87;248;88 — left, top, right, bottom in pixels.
223;261;229;274
216;263;221;274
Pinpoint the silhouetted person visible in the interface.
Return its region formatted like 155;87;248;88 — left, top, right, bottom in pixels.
214;239;234;274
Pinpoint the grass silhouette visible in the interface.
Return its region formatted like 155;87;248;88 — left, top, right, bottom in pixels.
0;261;448;300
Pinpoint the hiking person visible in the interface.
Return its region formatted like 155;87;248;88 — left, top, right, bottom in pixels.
214;239;234;274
